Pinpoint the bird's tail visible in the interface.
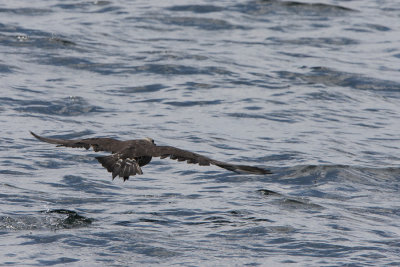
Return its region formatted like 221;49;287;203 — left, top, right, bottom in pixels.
96;154;143;181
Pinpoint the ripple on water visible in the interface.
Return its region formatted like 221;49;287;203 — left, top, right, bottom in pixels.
8;96;105;116
0;209;92;231
277;67;400;92
1;0;400;266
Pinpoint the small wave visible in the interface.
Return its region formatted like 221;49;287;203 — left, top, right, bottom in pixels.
233;0;355;17
159;16;247;31
0;209;92;231
282;1;356;13
269;37;359;47
0;63;14;73
278;165;400;186
167;5;223;14
277;66;400;92
257;189;324;210
0;23;77;51
0;7;52;16
13;96;104;116
164;100;222;107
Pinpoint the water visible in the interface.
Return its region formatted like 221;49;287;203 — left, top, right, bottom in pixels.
1;0;400;265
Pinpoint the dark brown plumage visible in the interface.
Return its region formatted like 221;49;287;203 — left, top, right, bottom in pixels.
30;131;271;181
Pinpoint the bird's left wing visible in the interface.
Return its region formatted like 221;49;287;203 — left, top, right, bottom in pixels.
30;131;125;153
152;145;271;175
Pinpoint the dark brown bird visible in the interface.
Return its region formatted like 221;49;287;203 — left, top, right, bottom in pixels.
30;131;271;181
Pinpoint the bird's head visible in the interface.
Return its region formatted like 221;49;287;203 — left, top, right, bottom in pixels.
144;137;155;144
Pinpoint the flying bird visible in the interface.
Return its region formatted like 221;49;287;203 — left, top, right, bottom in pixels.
30;131;271;180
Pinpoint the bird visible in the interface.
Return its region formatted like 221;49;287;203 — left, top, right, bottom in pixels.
30;131;271;181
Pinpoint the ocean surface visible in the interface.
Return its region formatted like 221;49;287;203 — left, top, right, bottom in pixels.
1;0;400;266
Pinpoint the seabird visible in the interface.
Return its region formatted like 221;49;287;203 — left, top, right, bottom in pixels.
30;131;271;180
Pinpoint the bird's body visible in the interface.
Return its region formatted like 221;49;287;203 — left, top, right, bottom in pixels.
30;131;271;180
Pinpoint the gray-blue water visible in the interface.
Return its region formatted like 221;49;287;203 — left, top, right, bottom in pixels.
1;0;400;266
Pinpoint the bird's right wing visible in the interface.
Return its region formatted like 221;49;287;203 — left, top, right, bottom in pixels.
30;131;125;153
153;145;271;175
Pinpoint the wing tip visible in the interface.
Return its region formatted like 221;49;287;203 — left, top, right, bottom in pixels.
30;131;39;138
30;131;48;143
236;166;272;175
214;161;272;175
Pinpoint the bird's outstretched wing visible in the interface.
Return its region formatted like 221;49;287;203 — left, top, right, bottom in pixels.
30;131;272;180
30;131;125;153
152;146;272;175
